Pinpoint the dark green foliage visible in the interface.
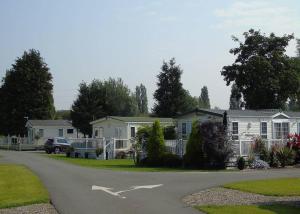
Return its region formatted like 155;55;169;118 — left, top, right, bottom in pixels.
55;110;71;120
223;111;228;130
221;29;299;109
275;147;295;167
251;137;269;162
229;83;242;109
146;120;165;165
135;84;148;115
184;121;205;168
95;148;103;157
269;145;279;167
116;151;126;159
200;121;232;168
161;153;182;168
0;49;55;135
199;86;210;109
163;126;177;140
153;58;196;117
136;125;152;143
237;156;246;170
71;78;137;136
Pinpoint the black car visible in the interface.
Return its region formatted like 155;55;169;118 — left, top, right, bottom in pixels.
44;137;71;154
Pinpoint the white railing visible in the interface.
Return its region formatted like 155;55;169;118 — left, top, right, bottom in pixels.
230;139;288;157
165;139;187;157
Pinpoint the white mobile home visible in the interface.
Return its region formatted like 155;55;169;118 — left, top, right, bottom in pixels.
26;120;81;145
177;108;300;141
90;116;173;150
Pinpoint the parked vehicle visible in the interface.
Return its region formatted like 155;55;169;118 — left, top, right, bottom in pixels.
44;137;71;154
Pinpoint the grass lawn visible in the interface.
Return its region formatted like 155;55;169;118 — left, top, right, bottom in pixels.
46;154;236;172
223;177;300;196
196;204;300;214
47;154;188;172
0;164;49;209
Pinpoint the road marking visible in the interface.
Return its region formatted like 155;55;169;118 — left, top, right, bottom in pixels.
92;184;163;199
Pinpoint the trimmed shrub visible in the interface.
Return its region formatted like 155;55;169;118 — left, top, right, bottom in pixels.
237;156;245;170
276;146;295;167
184;121;205;168
95;148;103;157
84;152;89;159
146;120;165;166
162;153;182;168
65;146;74;157
200;121;232;169
116;151;126;159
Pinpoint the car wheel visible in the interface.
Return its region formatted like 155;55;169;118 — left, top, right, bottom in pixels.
54;147;61;154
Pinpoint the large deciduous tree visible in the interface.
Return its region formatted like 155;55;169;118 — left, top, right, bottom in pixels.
153;58;195;117
221;29;299;109
0;49;55;135
199;86;210;109
135;84;148;115
71;78;137;136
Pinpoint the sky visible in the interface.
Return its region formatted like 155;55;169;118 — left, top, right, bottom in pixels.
0;0;300;110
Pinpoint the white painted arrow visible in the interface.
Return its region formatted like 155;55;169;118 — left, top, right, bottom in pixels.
92;184;163;199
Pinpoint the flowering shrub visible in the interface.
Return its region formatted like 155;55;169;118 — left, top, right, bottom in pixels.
287;133;300;163
249;159;270;169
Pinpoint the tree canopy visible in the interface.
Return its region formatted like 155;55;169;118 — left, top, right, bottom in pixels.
199;86;210;109
0;49;55;135
71;78;137;136
135;84;148;115
221;29;299;109
153;58;197;117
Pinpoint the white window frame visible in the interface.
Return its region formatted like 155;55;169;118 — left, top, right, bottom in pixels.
273;121;289;139
232;121;239;140
260;122;268;139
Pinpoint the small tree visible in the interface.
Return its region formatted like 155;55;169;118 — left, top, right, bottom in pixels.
184;121;205;168
146;120;165;165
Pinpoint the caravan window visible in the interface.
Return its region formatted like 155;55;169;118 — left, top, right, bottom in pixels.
273;122;289;139
232;122;239;140
260;122;267;139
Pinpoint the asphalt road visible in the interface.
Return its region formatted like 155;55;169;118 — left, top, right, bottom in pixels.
1;150;300;214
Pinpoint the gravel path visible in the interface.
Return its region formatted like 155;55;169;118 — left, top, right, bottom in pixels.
0;204;58;214
183;187;300;207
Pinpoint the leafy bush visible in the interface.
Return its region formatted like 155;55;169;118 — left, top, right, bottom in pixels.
200;121;232;169
251;137;269;162
66;146;74;157
95;148;103;157
275;146;295;167
163;126;177;140
116;151;126;159
237;156;246;170
146;120;165;166
184;121;205;168
162;153;182;168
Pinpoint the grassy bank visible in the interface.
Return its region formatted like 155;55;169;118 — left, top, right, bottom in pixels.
223;177;300;196
0;164;49;209
196;204;300;214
